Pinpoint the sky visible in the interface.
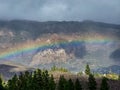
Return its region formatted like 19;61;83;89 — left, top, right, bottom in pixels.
0;0;120;24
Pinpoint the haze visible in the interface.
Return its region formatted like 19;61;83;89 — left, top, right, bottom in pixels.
0;0;120;24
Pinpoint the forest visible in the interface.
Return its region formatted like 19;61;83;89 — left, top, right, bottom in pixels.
0;65;120;90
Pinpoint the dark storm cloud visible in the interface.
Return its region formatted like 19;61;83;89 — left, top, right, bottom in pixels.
0;0;120;24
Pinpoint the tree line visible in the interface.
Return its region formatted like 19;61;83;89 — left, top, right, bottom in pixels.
0;64;119;90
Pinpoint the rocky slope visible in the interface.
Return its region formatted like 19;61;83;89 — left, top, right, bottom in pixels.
0;20;119;73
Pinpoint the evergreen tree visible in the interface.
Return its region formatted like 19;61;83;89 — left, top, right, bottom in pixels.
32;70;39;90
85;64;91;75
75;78;82;90
64;80;69;90
100;77;109;90
58;75;67;90
28;72;33;90
24;71;33;90
118;74;120;81
6;69;57;90
51;65;57;71
68;79;74;90
33;69;43;90
49;75;56;90
0;76;5;90
18;72;26;90
7;74;18;90
20;72;30;90
42;70;50;90
88;74;97;90
17;71;33;90
24;71;30;90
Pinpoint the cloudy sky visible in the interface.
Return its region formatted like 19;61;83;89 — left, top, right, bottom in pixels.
0;0;120;24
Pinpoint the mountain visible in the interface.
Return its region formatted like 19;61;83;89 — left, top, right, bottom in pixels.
0;20;119;73
94;65;120;74
0;61;34;80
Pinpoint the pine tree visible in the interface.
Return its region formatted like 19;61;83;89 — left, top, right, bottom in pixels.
49;75;56;90
0;76;4;90
58;75;67;90
42;70;50;90
21;72;30;90
24;71;30;90
24;71;33;90
18;72;26;90
88;74;97;90
100;77;109;90
68;79;74;90
34;69;43;90
51;65;57;71
18;72;33;90
118;74;120;81
75;78;82;90
7;74;18;90
85;64;91;75
32;70;39;90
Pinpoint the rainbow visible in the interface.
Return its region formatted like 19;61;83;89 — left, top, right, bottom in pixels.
0;37;118;60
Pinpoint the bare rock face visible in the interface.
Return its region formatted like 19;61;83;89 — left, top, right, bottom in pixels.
30;48;69;66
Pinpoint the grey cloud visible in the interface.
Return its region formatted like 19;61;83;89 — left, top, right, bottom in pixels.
0;0;120;24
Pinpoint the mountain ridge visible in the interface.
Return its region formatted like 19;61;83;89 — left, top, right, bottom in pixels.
0;20;119;74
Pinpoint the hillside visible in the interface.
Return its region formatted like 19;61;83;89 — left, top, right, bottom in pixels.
0;67;120;90
0;61;34;80
0;20;119;73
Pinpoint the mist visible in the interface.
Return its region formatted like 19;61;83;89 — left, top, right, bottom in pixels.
0;0;120;24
